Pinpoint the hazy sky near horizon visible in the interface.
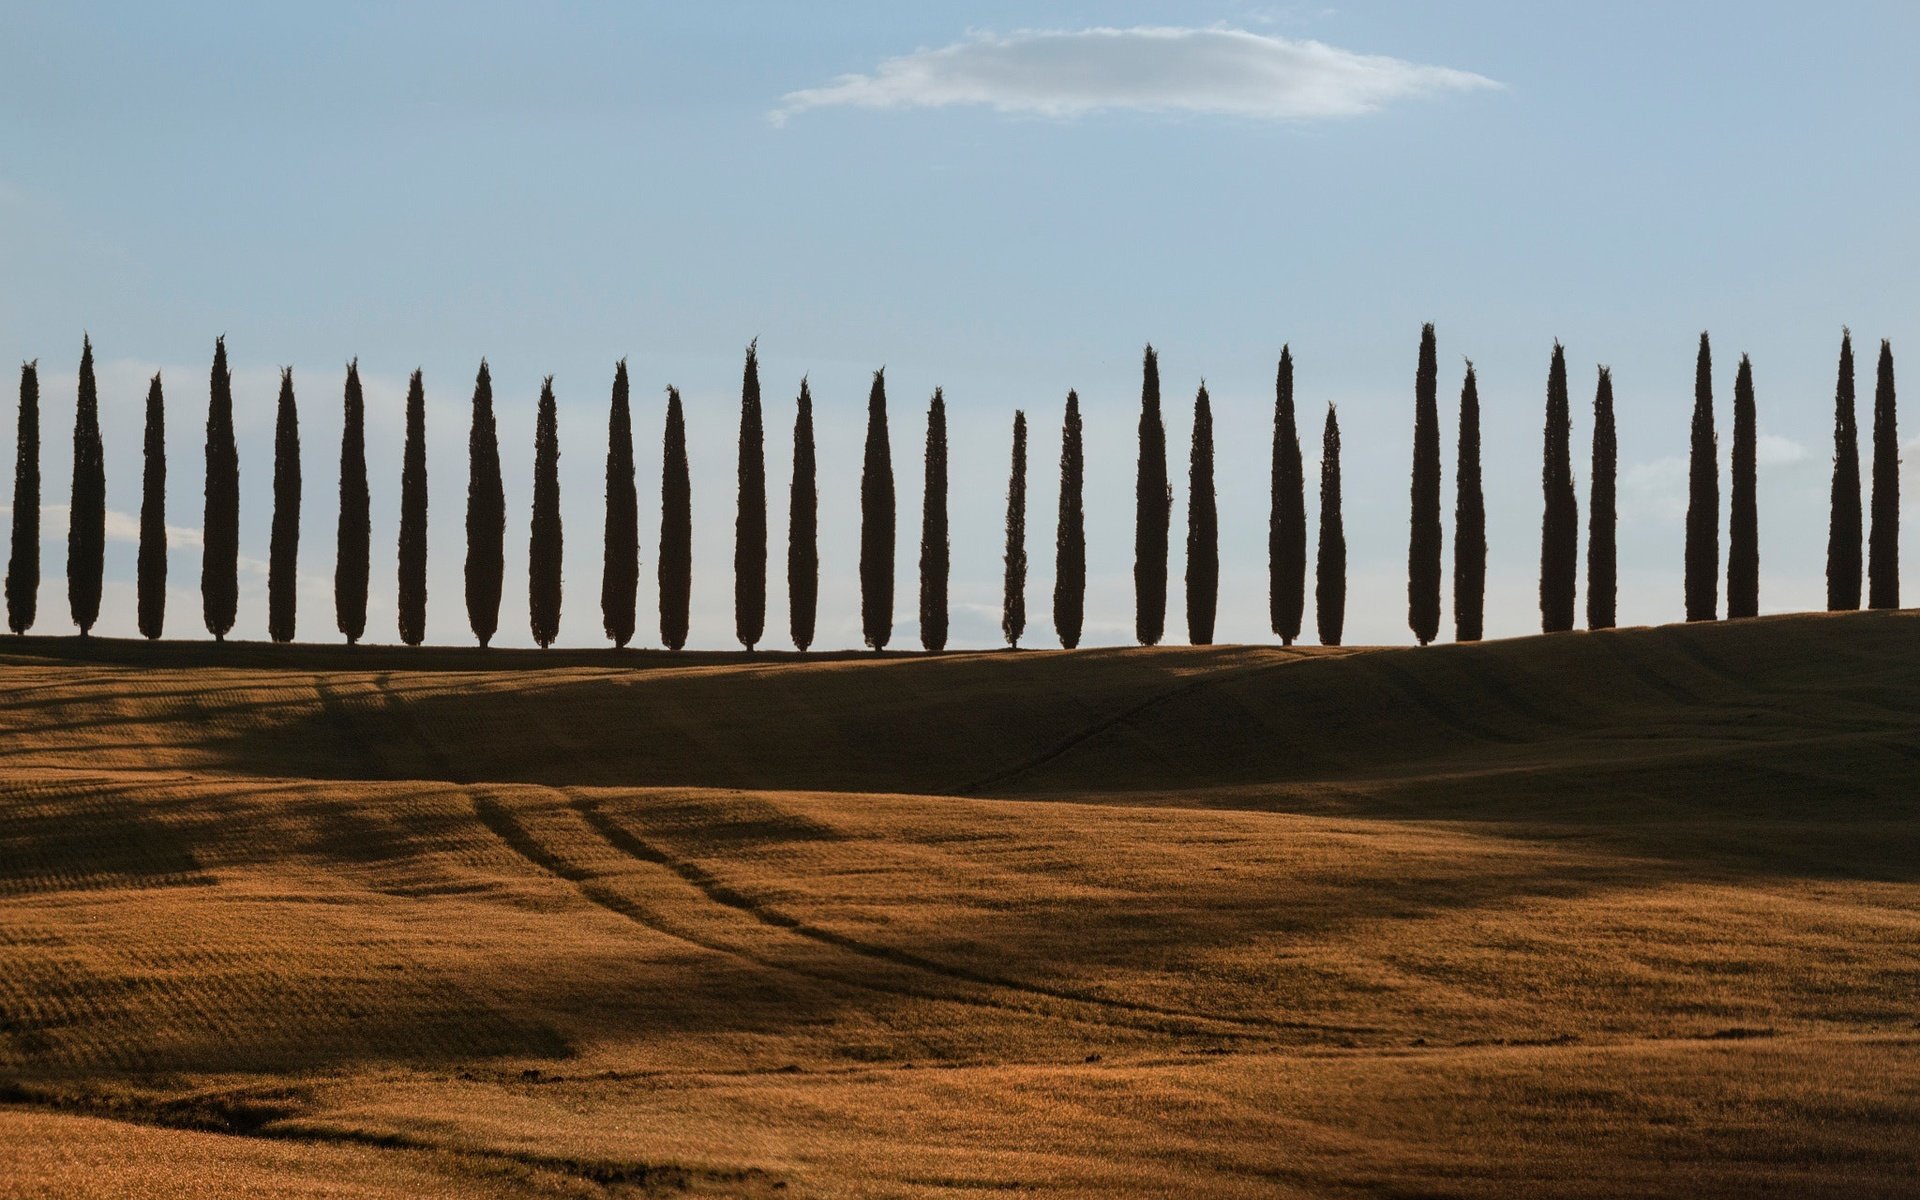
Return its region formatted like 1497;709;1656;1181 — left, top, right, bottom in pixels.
1;2;1916;650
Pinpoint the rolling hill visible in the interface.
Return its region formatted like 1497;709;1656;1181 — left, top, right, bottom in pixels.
2;611;1918;1197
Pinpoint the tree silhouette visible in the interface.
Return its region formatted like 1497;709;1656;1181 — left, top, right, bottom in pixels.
602;360;638;648
1685;333;1719;622
1827;330;1861;611
1135;345;1169;646
1054;390;1085;649
736;342;766;650
5;362;38;635
465;360;505;647
1727;354;1759;619
1868;339;1899;610
1003;410;1028;649
267;368;300;643
137;373;166;640
397;369;428;646
1270;346;1305;646
1316;406;1345;647
530;377;563;648
919;388;948;651
1540;342;1579;633
660;385;691;650
68;336;104;637
335;360;370;644
203;337;239;642
1587;367;1617;631
1186;383;1218;646
859;369;894;651
789;378;817;651
1454;362;1486;642
1409;324;1442;646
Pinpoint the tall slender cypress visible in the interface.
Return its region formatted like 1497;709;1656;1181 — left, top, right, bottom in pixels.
1316;406;1345;647
267;368;300;643
1003;410;1028;650
203;338;239;641
465;360;505;647
1135;345;1169;646
529;377;563;648
601;360;637;648
1408;324;1442;646
735;342;766;651
1684;333;1719;622
1186;383;1218;646
1587;367;1617;631
1868;340;1900;609
1540;342;1579;632
1727;354;1759;619
5;362;38;635
1454;362;1486;642
396;369;428;646
659;386;692;650
335;360;370;644
788;379;817;651
1827;331;1862;611
68;336;104;637
919;388;948;651
1270;346;1305;646
136;373;166;640
1054;390;1085;649
859;370;894;651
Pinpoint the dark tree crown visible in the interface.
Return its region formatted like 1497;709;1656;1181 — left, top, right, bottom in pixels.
6;361;39;635
335;360;370;644
601;360;638;648
397;368;429;646
1409;323;1443;645
1684;332;1720;622
1454;361;1486;642
530;376;564;648
919;387;949;651
1270;346;1305;645
1316;405;1345;647
859;369;895;651
202;337;240;641
137;372;167;640
466;360;506;647
1868;338;1899;609
1186;382;1218;646
267;367;301;644
1727;354;1759;619
1827;330;1862;611
788;378;818;651
1054;389;1086;649
1540;341;1580;632
1003;409;1027;649
68;335;105;636
1586;366;1618;631
735;340;767;650
1134;345;1169;646
659;385;692;650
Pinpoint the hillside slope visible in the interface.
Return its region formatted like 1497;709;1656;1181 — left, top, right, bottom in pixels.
2;613;1918;1197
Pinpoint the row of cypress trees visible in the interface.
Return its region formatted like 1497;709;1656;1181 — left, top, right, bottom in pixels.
1;332;1900;649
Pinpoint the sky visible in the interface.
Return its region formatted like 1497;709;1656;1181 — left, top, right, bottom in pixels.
0;2;1915;650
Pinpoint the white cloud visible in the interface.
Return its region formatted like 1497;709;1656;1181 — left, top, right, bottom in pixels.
773;27;1501;125
1757;433;1808;467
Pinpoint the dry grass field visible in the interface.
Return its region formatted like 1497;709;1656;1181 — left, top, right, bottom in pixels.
3;611;1919;1197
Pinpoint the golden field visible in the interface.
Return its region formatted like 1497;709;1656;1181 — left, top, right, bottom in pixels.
2;612;1918;1197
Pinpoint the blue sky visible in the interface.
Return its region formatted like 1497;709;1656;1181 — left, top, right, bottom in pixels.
1;2;1915;649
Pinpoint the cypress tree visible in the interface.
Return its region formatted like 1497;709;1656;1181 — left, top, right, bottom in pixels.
1135;345;1169;646
735;342;766;651
1316;406;1345;647
136;373;166;640
659;385;691;650
335;360;370;644
601;360;638;648
1827;330;1862;611
529;377;563;648
1587;367;1617;631
5;362;38;635
1540;342;1579;633
1727;354;1759;619
465;360;505;647
1684;333;1719;622
1454;362;1486;642
202;337;239;641
397;369;428;646
1270;346;1305;646
1868;339;1899;609
1408;323;1442;646
859;369;894;651
919;388;948;651
68;335;104;637
788;378;817;651
1054;390;1085;649
1003;409;1028;649
267;368;300;643
1186;383;1218;646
